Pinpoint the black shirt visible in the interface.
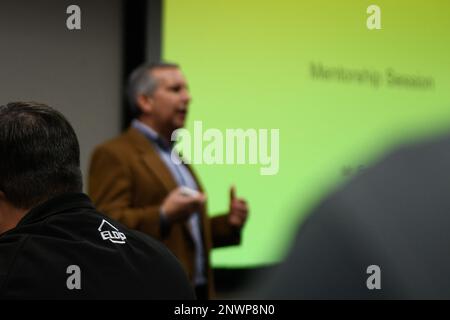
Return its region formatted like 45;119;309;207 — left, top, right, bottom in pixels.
0;193;195;300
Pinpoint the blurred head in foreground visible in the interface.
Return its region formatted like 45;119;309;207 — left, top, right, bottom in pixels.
267;135;450;299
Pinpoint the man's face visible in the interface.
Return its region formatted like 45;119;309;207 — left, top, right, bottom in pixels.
145;67;191;134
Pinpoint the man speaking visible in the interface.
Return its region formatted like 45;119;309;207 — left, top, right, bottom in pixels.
89;63;249;299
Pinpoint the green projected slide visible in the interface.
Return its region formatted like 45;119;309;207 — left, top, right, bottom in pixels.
163;0;450;267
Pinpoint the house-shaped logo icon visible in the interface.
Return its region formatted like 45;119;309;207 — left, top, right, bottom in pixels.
98;219;127;244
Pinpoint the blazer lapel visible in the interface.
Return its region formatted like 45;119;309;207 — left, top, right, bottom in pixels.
124;127;195;243
125;127;178;192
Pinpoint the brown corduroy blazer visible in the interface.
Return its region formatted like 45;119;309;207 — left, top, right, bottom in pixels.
88;127;240;298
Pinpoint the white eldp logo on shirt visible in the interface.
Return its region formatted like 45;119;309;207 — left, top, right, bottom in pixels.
98;219;127;244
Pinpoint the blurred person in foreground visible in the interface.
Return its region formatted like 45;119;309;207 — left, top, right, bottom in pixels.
267;135;450;299
0;102;194;299
89;62;249;299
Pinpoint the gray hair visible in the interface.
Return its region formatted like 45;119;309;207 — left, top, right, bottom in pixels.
127;62;179;117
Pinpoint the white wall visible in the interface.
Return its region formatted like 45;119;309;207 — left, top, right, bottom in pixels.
0;0;122;190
